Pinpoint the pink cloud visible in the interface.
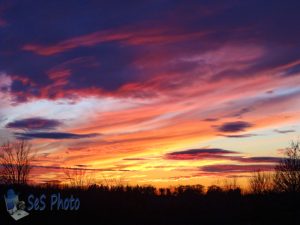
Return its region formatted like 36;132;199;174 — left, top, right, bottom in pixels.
22;26;209;56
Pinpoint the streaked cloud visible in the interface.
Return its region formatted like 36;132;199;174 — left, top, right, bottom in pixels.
273;129;295;134
219;134;258;138
165;148;236;160
199;164;275;173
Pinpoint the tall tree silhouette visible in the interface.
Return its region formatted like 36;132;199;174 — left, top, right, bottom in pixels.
274;140;300;192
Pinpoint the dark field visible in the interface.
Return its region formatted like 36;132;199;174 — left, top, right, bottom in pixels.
0;184;298;225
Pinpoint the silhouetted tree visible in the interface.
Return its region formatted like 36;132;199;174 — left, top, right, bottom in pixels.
274;140;300;192
0;140;33;184
64;167;95;187
175;185;204;196
159;188;166;195
101;175;125;187
249;170;273;194
223;177;240;191
207;185;223;195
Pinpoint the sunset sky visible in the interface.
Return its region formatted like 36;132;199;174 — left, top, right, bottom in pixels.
0;0;300;187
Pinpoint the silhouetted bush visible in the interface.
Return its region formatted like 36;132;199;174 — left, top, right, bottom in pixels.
207;185;223;195
249;170;274;194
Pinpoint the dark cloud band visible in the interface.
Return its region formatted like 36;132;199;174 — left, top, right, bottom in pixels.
14;132;100;140
165;148;281;164
6;117;62;130
217;121;253;133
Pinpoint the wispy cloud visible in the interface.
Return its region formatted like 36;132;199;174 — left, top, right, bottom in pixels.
199;164;275;173
274;129;295;134
218;134;258;138
165;148;236;160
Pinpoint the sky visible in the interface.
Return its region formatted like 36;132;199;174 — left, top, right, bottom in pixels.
0;0;300;187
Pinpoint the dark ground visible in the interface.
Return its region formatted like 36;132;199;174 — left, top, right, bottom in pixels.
0;184;299;225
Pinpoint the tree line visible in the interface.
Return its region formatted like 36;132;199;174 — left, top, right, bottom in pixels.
1;139;300;194
250;140;300;194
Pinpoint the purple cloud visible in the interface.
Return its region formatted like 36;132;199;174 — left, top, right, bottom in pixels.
14;132;100;140
239;156;281;163
217;121;253;133
165;148;281;163
165;148;237;160
6;117;62;130
0;1;299;102
199;164;275;173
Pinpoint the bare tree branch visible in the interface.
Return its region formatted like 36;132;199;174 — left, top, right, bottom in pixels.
249;170;273;194
274;140;300;193
64;167;95;188
0;140;34;185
